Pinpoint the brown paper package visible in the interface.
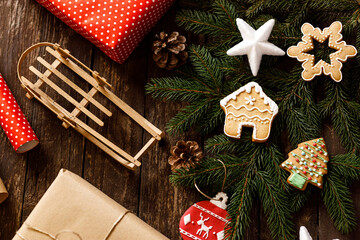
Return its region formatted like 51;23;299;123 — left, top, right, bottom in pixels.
0;177;8;204
13;169;169;240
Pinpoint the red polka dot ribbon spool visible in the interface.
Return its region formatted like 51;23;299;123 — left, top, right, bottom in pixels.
0;74;39;153
35;0;175;64
179;192;229;240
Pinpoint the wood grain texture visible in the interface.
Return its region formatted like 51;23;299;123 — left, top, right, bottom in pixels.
82;39;147;213
0;1;359;240
19;0;92;224
138;6;200;239
0;1;45;238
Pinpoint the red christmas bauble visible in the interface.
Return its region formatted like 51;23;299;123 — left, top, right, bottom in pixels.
179;192;229;240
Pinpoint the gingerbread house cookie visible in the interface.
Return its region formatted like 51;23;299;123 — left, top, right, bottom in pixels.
220;82;278;143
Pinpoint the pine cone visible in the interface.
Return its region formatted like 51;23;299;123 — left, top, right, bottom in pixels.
168;140;203;171
152;31;188;70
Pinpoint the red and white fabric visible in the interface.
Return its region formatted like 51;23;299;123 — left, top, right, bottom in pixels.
35;0;175;63
179;200;229;240
0;74;39;153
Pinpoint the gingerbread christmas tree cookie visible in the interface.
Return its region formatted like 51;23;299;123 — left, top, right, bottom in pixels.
220;82;278;143
287;21;357;82
280;138;329;191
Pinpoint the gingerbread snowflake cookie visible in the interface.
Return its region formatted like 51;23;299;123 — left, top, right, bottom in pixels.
287;21;357;82
280;138;329;191
220;82;278;143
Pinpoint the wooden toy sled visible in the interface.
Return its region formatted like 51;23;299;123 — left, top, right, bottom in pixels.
17;42;164;170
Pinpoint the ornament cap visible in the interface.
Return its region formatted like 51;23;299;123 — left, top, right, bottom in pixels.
210;192;228;210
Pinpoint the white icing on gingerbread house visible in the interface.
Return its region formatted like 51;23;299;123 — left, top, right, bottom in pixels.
220;82;278;142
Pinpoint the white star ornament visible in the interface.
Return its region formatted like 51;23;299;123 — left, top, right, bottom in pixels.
227;18;285;76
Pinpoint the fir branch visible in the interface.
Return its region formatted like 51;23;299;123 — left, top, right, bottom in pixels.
176;9;229;37
321;173;357;234
356;26;360;62
170;155;249;190
213;0;239;31
205;135;293;239
189;45;223;91
147;45;228;136
285;2;309;29
166;99;211;135
145;77;210;102
276;74;321;146
313;0;357;13
197;99;225;135
225;177;255;240
264;143;290;192
205;134;253;155
245;0;268;18
320;80;360;152
288;186;314;213
284;106;321;147
148;1;360;238
330;153;360;182
174;67;213;90
177;0;243;49
256;171;295;240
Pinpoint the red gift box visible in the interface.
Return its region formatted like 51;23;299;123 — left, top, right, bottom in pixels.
36;0;175;63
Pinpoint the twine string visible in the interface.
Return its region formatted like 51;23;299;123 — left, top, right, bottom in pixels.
219;159;227;192
103;211;130;239
194;182;215;201
194;159;227;201
16;211;131;240
55;230;83;240
16;223;59;240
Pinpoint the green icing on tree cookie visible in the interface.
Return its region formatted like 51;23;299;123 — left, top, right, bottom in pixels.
289;173;306;189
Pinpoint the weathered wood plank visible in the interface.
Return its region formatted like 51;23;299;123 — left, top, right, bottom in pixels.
82;38;148;213
137;7;200;239
318;122;359;240
292;192;319;240
139;90;200;240
245;199;260;240
1;1;360;240
18;0;93;229
0;1;46;239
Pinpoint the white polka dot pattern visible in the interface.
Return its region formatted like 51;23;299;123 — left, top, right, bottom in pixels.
36;0;175;63
0;74;39;153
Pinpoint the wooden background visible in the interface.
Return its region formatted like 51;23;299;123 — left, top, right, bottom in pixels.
0;1;359;239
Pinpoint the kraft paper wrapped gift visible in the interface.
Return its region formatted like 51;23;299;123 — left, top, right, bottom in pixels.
0;177;8;204
13;169;169;240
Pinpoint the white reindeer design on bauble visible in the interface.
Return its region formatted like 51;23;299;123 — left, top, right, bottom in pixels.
196;213;213;239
